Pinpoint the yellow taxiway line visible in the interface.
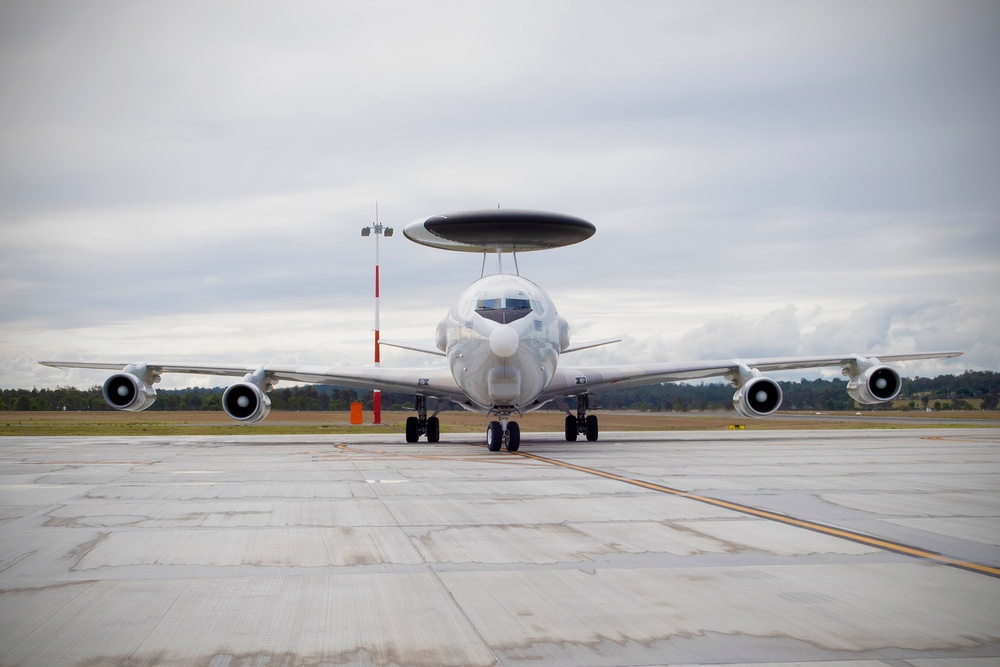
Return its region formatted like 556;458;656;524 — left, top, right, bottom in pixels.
514;450;1000;579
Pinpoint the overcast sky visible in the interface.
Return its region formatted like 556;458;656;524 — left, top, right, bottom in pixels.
2;0;998;390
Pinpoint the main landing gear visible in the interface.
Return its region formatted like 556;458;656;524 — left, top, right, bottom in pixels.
564;393;599;442
405;395;441;443
486;411;520;452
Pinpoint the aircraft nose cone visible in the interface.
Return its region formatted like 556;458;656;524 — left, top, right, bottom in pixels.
489;324;520;358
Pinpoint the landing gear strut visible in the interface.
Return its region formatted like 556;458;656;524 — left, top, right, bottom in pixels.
486;409;520;452
564;394;599;442
405;395;441;443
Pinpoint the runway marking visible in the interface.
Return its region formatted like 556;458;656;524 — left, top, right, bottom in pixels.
319;443;541;465
923;434;998;443
514;450;1000;580
14;461;158;465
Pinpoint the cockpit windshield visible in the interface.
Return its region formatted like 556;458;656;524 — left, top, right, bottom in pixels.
506;298;532;311
475;297;535;323
476;298;503;311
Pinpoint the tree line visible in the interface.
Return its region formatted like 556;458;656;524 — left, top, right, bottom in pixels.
3;370;998;413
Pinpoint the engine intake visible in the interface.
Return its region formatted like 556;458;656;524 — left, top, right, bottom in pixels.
223;382;271;423
102;373;157;411
733;376;783;418
847;365;901;405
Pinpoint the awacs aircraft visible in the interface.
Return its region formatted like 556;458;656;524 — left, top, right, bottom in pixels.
42;209;961;452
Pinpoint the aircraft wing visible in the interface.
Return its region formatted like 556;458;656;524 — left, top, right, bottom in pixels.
39;361;467;403
540;351;964;400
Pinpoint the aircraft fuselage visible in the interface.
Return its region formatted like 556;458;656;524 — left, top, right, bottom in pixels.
443;274;564;413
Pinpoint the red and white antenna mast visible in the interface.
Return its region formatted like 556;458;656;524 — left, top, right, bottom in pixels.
361;203;392;424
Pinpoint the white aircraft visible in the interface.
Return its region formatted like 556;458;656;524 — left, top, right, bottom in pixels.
41;209;962;452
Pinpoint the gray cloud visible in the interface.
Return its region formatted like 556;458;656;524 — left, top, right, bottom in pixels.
1;0;996;389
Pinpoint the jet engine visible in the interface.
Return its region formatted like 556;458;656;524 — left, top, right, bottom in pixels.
222;382;271;423
102;373;157;411
733;376;783;418
847;365;901;405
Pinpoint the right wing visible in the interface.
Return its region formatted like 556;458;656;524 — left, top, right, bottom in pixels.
39;360;467;403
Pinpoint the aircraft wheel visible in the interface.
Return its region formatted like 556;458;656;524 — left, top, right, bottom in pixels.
426;416;440;443
405;417;419;443
564;415;578;441
506;421;520;452
486;421;503;451
586;415;599;441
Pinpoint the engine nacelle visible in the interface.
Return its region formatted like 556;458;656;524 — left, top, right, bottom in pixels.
847;365;901;405
102;373;157;411
733;376;783;418
222;382;271;423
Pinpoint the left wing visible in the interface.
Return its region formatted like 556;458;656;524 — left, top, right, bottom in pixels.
540;351;963;415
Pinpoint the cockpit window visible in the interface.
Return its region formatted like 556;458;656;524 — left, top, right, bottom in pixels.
506;298;532;311
475;297;535;323
476;298;532;312
476;298;503;311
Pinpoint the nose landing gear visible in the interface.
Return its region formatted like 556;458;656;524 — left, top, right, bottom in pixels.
486;411;520;452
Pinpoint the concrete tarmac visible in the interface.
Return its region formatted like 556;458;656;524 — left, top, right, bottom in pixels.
1;428;998;666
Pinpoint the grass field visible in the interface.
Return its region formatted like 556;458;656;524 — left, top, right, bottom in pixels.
0;410;995;437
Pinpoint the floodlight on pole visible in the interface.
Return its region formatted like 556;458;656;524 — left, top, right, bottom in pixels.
361;205;393;425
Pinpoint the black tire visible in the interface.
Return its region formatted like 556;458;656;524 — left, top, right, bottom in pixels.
426;416;440;443
586;415;599;441
506;421;520;451
405;416;419;443
486;421;502;451
565;415;578;441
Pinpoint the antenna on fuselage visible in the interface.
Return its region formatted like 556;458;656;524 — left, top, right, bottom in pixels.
479;247;519;277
